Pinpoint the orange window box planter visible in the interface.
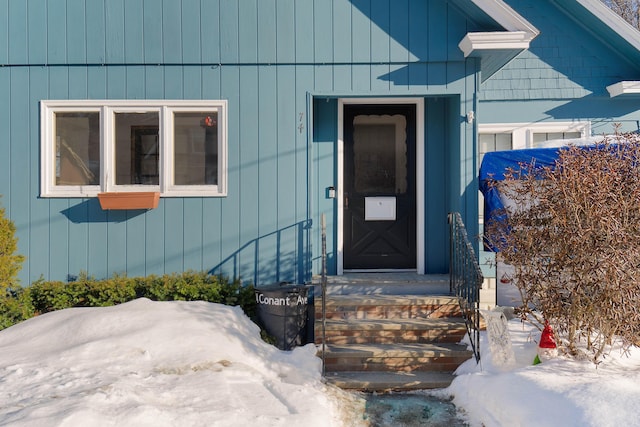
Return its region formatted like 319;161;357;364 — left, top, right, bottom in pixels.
98;192;160;210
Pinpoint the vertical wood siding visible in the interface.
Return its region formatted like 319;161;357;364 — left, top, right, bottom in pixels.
1;0;478;283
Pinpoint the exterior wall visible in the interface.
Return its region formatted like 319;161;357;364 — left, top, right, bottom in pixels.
0;0;480;284
313;94;477;276
481;0;640;134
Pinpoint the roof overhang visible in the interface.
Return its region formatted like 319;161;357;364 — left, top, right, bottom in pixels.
551;0;640;72
456;0;540;81
607;81;640;98
573;0;640;54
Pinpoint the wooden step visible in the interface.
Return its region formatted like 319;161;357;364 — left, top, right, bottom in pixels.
320;343;472;372
317;317;468;345
323;371;456;391
318;274;450;296
313;277;473;391
316;295;462;320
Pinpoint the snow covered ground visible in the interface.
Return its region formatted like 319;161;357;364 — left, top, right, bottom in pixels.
1;298;639;426
0;299;364;427
445;316;640;427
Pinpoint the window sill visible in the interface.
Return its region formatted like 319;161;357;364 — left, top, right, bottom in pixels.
98;192;160;210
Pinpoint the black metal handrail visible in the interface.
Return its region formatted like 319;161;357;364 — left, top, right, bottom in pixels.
448;212;483;363
320;213;327;375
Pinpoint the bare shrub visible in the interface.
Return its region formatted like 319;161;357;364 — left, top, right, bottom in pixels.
485;132;640;362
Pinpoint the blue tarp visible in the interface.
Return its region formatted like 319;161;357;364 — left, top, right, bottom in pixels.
479;137;635;252
479;146;563;252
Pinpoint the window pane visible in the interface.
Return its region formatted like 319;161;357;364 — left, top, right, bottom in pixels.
479;134;496;153
495;133;512;151
353;118;407;195
564;132;581;139
533;131;582;147
532;133;548;144
115;112;159;185
174;112;218;185
55;112;100;185
546;132;564;141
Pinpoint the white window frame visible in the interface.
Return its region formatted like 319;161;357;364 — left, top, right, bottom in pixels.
41;100;228;198
478;121;591;150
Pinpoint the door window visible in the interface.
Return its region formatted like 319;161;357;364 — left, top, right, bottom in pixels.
353;115;407;194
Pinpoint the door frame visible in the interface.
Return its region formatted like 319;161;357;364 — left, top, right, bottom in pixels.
337;98;425;275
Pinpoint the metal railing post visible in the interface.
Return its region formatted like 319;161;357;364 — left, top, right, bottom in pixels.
321;213;327;375
448;212;483;363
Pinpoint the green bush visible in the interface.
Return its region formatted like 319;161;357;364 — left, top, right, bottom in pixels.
1;271;256;331
0;287;34;330
0;196;258;331
0;199;24;294
0;197;27;329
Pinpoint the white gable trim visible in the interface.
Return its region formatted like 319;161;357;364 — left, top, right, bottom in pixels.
469;0;539;36
606;81;640;98
576;0;640;53
456;0;539;79
459;31;532;58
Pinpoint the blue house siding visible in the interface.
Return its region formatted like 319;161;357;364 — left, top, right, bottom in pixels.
481;0;640;134
1;0;485;284
2;0;471;67
0;64;315;285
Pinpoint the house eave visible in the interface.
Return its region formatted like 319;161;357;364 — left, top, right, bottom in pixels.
468;0;540;36
458;31;532;57
459;31;536;81
607;81;640;98
575;0;640;54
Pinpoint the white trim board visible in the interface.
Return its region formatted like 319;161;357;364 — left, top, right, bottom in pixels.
337;98;425;275
479;121;591;149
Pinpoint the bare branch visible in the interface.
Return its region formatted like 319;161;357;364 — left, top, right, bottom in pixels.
485;133;640;362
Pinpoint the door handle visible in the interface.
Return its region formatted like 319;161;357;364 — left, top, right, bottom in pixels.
344;192;349;208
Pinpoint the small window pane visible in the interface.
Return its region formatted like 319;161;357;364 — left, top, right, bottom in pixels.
174;112;218;185
479;134;496;153
55;112;100;186
564;132;581;139
532;133;548;144
533;131;583;147
495;133;512;151
115;112;159;185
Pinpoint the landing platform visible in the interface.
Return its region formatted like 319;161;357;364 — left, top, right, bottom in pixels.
312;273;451;296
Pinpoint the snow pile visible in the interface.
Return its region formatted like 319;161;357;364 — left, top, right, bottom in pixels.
3;298;640;427
446;317;640;427
0;298;363;427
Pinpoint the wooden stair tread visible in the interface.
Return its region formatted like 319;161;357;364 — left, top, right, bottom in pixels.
323;371;456;391
322;317;467;331
321;342;472;357
318;294;458;306
315;276;473;390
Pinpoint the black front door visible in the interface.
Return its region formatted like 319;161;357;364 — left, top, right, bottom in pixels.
343;104;417;270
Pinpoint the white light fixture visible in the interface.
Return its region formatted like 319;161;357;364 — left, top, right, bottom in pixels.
467;111;475;123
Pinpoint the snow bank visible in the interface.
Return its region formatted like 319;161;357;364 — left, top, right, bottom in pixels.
446;318;640;427
0;298;362;427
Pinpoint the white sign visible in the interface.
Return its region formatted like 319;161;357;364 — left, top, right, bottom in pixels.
365;197;396;221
